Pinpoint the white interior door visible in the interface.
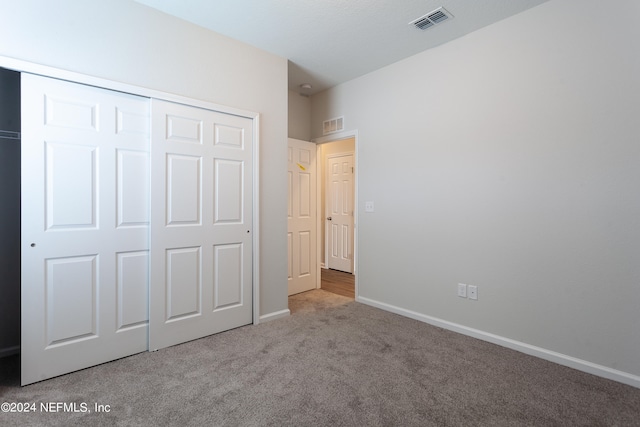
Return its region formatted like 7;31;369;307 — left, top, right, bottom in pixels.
21;74;150;385
149;99;253;351
287;138;317;295
327;154;354;273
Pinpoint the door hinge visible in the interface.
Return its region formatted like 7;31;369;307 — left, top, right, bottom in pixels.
351;167;354;174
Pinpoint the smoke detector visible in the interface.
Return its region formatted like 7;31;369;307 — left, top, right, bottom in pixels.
299;83;313;97
409;7;454;31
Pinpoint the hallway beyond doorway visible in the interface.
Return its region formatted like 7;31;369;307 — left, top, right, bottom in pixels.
321;269;354;299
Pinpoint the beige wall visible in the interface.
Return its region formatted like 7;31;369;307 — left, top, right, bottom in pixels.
0;0;289;317
288;90;311;141
311;0;640;380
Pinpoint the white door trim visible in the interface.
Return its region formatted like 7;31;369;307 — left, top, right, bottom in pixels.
313;130;359;297
1;55;261;326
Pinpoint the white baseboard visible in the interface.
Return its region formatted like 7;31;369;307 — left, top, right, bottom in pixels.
258;309;290;324
356;296;640;389
0;345;19;358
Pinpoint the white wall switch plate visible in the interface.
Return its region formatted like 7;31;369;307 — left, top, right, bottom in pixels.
365;201;375;212
468;285;478;300
457;283;467;298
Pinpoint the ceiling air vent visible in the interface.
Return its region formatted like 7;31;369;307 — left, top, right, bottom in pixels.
410;7;453;31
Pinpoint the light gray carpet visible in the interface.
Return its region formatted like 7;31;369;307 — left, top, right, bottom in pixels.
1;289;639;426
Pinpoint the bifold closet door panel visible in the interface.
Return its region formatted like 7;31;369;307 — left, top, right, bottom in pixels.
21;74;150;385
149;99;253;351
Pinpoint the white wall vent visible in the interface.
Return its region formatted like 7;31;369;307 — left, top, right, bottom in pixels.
409;7;454;31
323;116;344;135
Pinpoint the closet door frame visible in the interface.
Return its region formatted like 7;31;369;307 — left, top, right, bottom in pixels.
0;55;261;328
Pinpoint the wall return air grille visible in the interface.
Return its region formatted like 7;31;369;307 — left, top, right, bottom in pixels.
409;7;454;30
323;116;344;135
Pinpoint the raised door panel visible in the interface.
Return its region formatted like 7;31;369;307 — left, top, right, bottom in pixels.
167;115;203;144
117;150;150;227
45;95;99;131
46;143;97;230
341;225;350;263
330;179;340;216
167;155;202;226
331;224;339;258
298;172;311;218
166;247;201;321
287;171;293;219
342;180;351;215
214;159;243;224
116;106;149;135
116;251;149;330
287;232;293;280
214;123;244;149
298;232;311;277
213;243;243;310
45;256;97;346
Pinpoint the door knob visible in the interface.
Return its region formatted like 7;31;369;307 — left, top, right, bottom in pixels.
327;217;332;221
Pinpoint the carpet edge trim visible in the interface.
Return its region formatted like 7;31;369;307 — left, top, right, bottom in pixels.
356;296;640;389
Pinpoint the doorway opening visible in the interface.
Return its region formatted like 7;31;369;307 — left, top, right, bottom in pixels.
321;268;354;299
287;132;358;309
317;136;356;300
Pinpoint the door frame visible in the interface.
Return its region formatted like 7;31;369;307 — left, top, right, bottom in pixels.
0;55;262;326
313;130;359;297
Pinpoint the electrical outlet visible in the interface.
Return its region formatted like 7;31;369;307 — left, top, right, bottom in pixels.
468;285;478;300
457;283;467;298
365;201;375;213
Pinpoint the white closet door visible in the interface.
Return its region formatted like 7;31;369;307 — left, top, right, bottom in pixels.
21;74;150;385
149;99;253;351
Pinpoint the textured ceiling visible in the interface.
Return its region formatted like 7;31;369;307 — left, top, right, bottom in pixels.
135;0;549;95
